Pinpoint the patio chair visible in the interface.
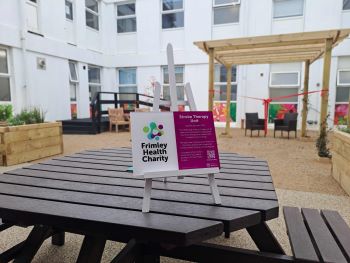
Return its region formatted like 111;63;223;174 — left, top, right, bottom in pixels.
245;113;265;137
108;108;130;132
135;108;150;112
274;113;298;139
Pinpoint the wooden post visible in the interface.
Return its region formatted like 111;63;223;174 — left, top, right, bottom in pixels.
320;38;333;134
222;64;232;137
208;48;214;111
301;60;310;137
348;94;350;128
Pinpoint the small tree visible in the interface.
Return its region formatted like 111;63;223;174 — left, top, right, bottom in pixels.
316;117;331;158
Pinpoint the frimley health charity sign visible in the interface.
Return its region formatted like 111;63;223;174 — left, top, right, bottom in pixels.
131;111;220;178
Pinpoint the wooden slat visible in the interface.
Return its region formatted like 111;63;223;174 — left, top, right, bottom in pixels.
21;165;276;191
1;173;278;219
321;210;350;262
57;156;269;172
70;153;269;167
283;207;319;262
302;208;348;263
0;182;261;233
0;194;223;246
30;163;272;183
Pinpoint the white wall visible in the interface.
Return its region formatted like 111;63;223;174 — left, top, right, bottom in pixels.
0;0;349;126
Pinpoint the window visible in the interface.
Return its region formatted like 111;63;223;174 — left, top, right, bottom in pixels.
117;2;136;33
270;72;300;87
0;48;11;101
26;0;39;32
213;0;240;25
162;66;184;100
269;71;300;102
336;70;350;103
88;66;101;101
85;0;99;30
344;0;350;10
69;61;78;102
118;68;137;100
65;0;73;20
214;65;237;101
162;0;184;29
273;0;304;19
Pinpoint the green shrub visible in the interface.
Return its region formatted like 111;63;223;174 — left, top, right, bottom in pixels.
0;104;13;121
8;107;45;126
339;127;350;134
316;117;331;158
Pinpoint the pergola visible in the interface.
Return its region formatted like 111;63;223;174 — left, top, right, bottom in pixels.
194;29;350;137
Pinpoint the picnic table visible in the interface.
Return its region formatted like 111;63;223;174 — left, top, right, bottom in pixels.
0;148;286;263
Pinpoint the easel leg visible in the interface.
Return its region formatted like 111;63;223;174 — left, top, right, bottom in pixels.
142;179;152;213
208;174;221;205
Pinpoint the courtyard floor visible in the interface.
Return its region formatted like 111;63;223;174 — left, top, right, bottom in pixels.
0;128;349;262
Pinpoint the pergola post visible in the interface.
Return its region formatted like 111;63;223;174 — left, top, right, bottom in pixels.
301;60;310;137
319;38;333;134
222;64;232;137
348;94;350;128
208;48;215;111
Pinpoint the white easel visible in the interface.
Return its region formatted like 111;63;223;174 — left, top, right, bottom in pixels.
141;44;222;213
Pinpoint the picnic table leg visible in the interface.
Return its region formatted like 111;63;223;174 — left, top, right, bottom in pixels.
135;244;160;263
246;222;285;254
110;239;142;263
76;236;106;263
14;225;53;263
52;231;65;246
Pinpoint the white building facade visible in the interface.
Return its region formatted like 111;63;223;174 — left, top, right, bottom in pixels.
0;0;350;127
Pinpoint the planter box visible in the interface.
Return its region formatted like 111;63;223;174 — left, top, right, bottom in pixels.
331;130;350;195
0;122;63;166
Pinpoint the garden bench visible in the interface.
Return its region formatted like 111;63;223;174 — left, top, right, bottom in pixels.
283;207;350;263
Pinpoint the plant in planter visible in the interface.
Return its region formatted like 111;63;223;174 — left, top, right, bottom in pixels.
0;104;13;125
316;117;331;158
8;107;45;126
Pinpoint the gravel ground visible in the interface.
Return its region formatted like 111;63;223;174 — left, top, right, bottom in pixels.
0;128;348;262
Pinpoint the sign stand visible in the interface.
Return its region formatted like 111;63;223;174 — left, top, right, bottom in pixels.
141;44;222;213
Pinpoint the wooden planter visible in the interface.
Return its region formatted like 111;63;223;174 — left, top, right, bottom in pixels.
331;130;350;195
0;122;63;166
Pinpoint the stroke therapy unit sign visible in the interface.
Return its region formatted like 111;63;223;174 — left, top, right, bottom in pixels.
131;111;220;178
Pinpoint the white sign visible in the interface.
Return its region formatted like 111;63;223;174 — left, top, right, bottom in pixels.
131;112;178;176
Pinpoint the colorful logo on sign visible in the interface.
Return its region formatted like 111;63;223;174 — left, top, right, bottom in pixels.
143;122;164;141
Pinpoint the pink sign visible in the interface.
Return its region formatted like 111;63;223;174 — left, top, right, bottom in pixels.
173;111;220;170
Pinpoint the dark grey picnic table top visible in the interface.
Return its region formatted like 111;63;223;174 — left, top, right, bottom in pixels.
0;148;283;263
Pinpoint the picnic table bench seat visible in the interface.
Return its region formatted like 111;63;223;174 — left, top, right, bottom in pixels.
283;207;350;263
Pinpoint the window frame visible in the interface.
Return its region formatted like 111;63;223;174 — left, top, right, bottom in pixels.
85;0;100;31
116;1;137;34
213;0;240;8
213;64;238;101
269;71;301;88
68;61;79;102
162;65;185;101
212;0;240;25
88;65;102;101
0;47;12;102
26;0;41;33
273;0;305;19
118;68;137;91
337;69;350;86
161;0;185;30
65;0;74;21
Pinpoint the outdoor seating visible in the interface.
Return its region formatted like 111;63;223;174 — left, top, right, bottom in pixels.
108;108;130;132
135;108;150;112
283;207;350;262
274;113;298;139
245;113;265;137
